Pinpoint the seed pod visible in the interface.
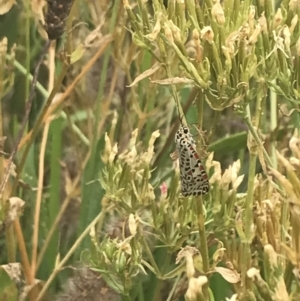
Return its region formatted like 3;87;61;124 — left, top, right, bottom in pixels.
44;0;75;40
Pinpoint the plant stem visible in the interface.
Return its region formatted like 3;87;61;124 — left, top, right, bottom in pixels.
269;80;278;169
241;150;256;290
196;196;209;299
36;210;106;301
243;114;273;169
241;92;265;293
207;111;221;143
0;40;51;196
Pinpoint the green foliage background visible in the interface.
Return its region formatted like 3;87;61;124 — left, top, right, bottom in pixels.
1;0;300;300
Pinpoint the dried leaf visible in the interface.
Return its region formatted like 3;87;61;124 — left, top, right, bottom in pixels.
0;37;8;54
150;77;194;85
0;0;15;15
0;265;18;300
19;279;44;301
31;0;46;23
176;246;200;264
1;263;22;284
274;276;289;301
71;44;86;64
6;197;25;224
145;13;162;41
269;167;300;204
214;267;240;283
127;63;161;87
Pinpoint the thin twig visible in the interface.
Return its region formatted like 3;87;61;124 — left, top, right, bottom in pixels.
36;209;107;301
0;40;51;196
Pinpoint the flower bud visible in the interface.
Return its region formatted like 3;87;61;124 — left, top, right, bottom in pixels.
248;6;256;30
192;28;203;62
273;8;283;28
290;14;298;34
296;37;300;56
164;23;174;44
259;12;268;33
281;25;291;49
201;26;214;43
289;0;299;11
212;0;225;25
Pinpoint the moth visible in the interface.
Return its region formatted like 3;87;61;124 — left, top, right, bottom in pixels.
175;125;209;196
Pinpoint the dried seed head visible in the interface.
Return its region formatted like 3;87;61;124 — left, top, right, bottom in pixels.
248;24;261;46
273;8;283;29
248;6;256;30
274;276;289;301
44;0;75;40
146;13;162;41
201;26;214;43
128;213;137;236
247;267;262;280
290;14;299;34
296;37;300;56
264;244;278;267
192;28;203;62
281;25;291;49
211;0;225;25
289;0;300;11
164;23;174;44
186;276;208;300
259;12;268;33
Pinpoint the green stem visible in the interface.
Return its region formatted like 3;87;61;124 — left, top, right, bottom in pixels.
196;196;209;299
151;252;172;301
12;63;69;194
197;90;204;129
6;54;89;146
207;111;221;143
243;115;273;169
241;94;265;293
157;38;186;125
166;274;181;301
270;80;278;169
241;151;256;290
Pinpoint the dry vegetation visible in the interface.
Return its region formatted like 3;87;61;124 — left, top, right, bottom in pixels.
1;0;300;300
